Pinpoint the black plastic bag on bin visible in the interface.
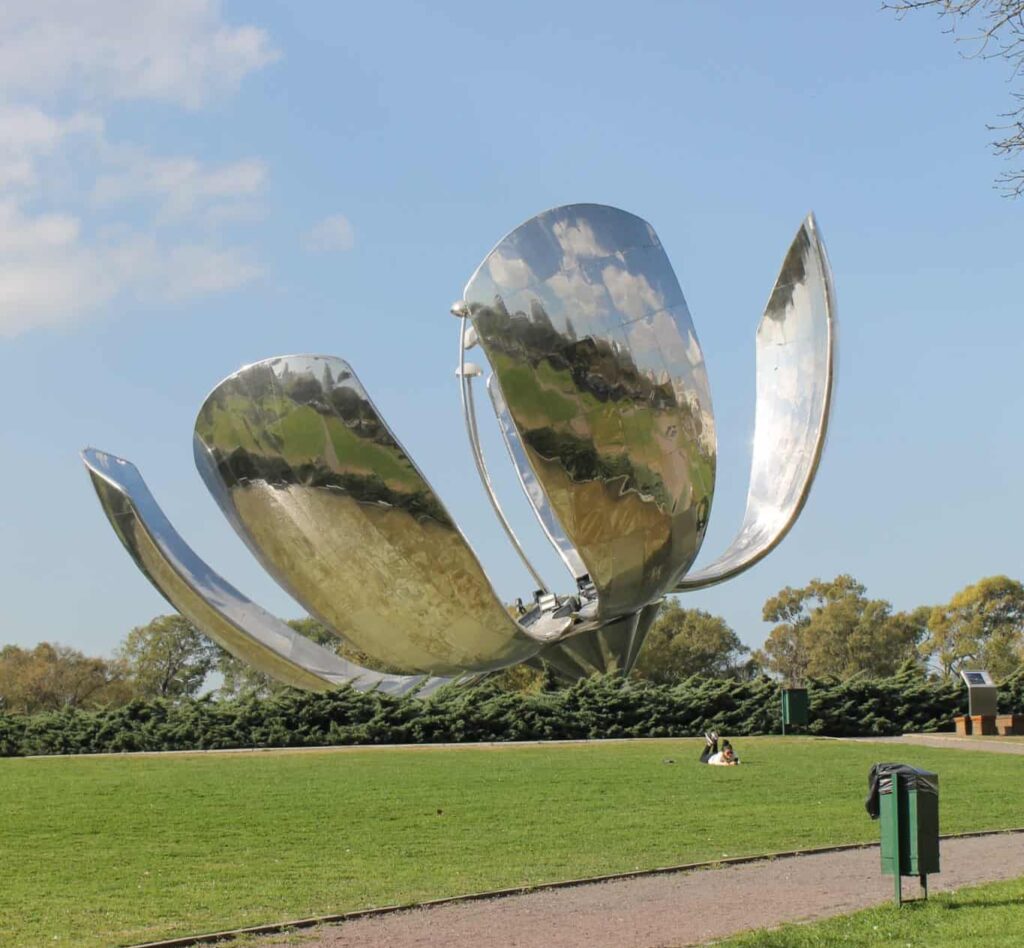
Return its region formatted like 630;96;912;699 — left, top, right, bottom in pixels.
865;763;940;820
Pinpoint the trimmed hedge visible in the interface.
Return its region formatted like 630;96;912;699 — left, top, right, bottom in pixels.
3;671;1023;758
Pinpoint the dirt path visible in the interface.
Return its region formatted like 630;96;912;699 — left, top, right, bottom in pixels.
863;734;1024;756
264;833;1024;948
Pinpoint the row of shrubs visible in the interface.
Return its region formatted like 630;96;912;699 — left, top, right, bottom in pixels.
3;671;1023;757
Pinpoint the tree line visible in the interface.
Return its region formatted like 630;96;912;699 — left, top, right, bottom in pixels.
3;573;1023;715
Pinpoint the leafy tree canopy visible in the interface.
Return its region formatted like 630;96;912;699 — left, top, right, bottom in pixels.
631;601;751;684
0;642;130;714
755;575;928;682
922;574;1024;679
118;615;218;700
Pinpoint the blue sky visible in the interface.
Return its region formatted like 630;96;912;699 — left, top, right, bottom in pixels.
1;1;1020;659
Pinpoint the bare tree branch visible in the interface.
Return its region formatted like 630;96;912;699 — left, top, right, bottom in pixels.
884;0;1024;195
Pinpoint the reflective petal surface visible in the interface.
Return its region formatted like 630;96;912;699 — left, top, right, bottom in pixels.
464;205;716;619
677;214;836;590
81;448;451;696
193;355;546;676
487;374;587;582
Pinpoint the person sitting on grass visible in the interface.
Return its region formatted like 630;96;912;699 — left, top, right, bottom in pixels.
699;731;740;766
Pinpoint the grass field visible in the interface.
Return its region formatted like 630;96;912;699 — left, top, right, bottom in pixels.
722;874;1024;946
2;737;1023;946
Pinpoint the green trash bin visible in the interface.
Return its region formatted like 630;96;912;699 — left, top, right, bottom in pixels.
780;687;809;733
872;764;940;904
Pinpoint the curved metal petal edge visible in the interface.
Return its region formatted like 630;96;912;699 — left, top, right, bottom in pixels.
676;213;836;591
81;447;453;697
191;355;558;676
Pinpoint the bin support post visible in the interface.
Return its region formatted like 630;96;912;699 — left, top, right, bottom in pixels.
891;773;902;906
920;874;927;900
780;690;786;736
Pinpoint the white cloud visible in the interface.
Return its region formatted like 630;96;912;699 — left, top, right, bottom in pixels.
685;328;705;370
0;2;276;336
0;201;80;254
0;0;279;109
0;106;102;190
602;264;666;322
487;249;532;289
93;153;268;221
159;244;262;298
0;219;262;337
552;218;607;263
545;268;609;321
304;214;355;253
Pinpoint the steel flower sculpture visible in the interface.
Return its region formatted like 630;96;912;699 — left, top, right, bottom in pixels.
83;204;836;694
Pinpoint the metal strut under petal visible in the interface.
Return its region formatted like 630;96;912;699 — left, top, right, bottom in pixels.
192;355;570;677
81;448;452;697
676;213;836;591
456;318;551;594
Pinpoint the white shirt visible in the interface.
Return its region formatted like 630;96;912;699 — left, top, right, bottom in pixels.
707;751;738;766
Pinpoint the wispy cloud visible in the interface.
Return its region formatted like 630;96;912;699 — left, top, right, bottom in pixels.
304;214;356;254
0;203;261;335
0;1;278;337
0;106;102;191
93;153;269;223
0;0;278;109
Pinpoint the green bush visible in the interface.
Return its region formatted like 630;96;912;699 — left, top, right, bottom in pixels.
1;672;1014;757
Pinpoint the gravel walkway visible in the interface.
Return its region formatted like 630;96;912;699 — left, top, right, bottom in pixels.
264;832;1024;948
861;734;1024;756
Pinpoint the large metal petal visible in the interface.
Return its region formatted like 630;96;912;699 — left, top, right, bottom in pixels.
192;355;549;676
81;448;451;696
464;204;716;620
487;374;587;582
676;214;836;590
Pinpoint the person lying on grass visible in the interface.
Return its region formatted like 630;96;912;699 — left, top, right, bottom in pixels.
699;731;739;766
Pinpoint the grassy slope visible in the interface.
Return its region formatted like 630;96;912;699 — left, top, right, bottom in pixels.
722;875;1024;946
1;737;1022;946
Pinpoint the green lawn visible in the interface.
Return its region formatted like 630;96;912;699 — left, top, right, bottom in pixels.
721;875;1024;946
1;737;1022;947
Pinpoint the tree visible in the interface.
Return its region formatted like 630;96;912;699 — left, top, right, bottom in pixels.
488;662;547;693
921;574;1024;679
118;615;218;699
755;575;928;682
631;602;750;684
0;643;130;714
216;617;384;697
887;0;1024;196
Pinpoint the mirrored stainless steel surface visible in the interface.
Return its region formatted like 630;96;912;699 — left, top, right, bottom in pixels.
486;374;588;583
192;355;554;676
532;598;661;678
676;214;836;590
463;204;716;621
81;203;837;692
458;316;550;593
81;448;452;696
625;600;662;673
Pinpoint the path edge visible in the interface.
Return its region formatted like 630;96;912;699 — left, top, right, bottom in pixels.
123;826;1024;948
